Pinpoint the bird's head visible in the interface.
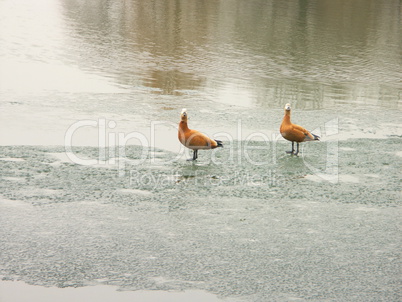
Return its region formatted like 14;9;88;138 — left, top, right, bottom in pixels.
284;103;291;111
180;108;188;122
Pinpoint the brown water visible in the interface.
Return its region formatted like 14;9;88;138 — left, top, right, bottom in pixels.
60;0;401;105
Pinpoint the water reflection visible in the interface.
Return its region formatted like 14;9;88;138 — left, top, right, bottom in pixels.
58;0;401;108
1;0;400;109
145;70;205;95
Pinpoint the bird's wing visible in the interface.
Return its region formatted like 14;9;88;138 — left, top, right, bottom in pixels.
292;124;315;141
186;130;216;148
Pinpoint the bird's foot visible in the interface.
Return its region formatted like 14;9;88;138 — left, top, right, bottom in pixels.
286;151;299;156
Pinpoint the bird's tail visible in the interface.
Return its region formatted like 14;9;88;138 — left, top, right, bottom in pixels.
215;140;223;148
311;133;320;141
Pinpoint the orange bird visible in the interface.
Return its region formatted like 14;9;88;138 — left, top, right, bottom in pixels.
178;108;223;160
280;103;319;155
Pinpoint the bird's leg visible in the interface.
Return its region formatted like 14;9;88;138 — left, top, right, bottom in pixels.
286;142;295;154
294;143;300;156
186;150;197;161
186;150;198;161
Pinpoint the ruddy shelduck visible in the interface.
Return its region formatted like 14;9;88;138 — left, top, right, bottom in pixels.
178;108;223;160
280;103;319;155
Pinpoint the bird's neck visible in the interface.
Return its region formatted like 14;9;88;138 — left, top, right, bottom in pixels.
179;121;189;131
282;111;291;124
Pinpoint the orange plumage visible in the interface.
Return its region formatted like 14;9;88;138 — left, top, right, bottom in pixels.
178;109;223;160
280;103;319;155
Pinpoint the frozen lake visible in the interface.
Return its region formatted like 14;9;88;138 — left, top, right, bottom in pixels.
0;0;401;301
